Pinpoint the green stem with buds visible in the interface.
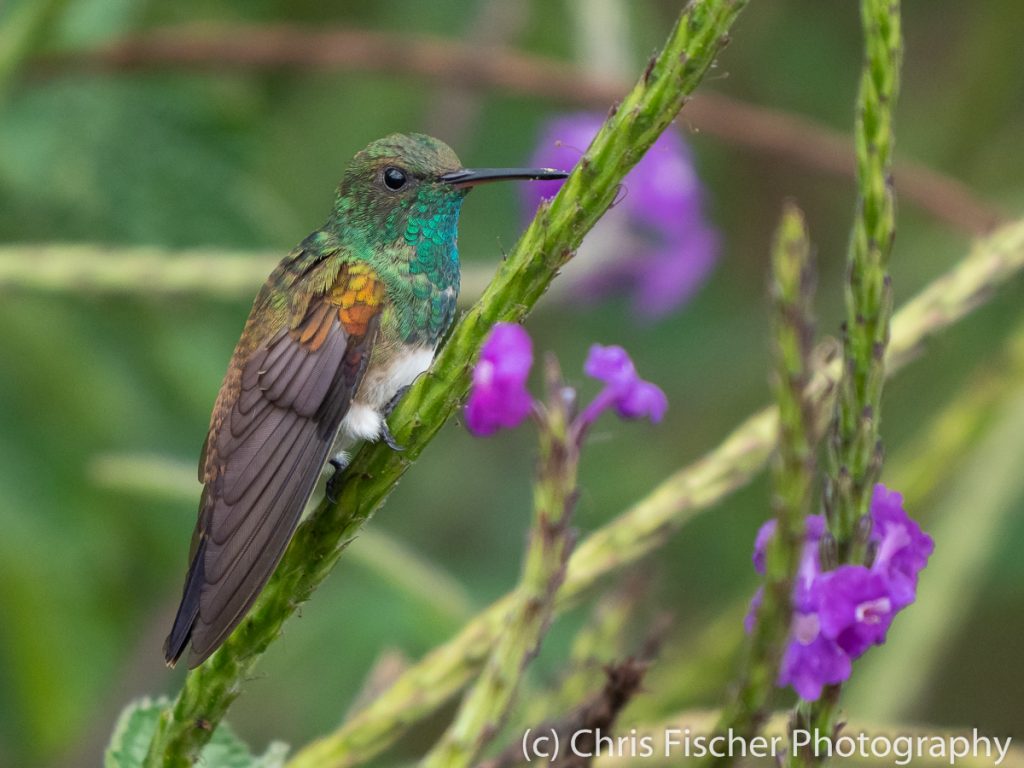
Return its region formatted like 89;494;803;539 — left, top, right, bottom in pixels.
797;0;902;763
287;216;1024;768
826;0;902;560
708;204;817;762
421;361;579;768
143;2;749;765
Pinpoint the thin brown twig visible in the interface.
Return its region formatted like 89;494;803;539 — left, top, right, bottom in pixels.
31;23;1005;235
479;610;670;768
477;659;651;768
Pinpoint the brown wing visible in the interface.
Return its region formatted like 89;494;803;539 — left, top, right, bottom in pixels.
164;262;385;667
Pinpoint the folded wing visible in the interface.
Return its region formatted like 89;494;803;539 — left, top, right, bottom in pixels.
164;265;383;667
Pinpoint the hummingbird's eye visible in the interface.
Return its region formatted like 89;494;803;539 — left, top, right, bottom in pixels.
382;167;408;191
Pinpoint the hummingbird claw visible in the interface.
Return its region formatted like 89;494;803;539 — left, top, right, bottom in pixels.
325;476;341;504
380;421;405;452
326;472;342;504
326;455;349;504
380;385;411;452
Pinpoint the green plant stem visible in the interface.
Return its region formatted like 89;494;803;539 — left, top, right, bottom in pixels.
286;218;1024;768
0;243;498;306
596;322;1024;738
421;362;579;768
709;204;817;763
798;1;902;762
826;0;901;561
142;2;748;765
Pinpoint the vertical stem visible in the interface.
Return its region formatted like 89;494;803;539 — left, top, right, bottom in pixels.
708;203;817;765
797;1;902;765
420;359;579;768
825;0;902;561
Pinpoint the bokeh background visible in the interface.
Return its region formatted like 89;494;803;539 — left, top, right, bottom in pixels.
1;0;1023;765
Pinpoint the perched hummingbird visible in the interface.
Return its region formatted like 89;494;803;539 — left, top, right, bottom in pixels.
163;133;567;668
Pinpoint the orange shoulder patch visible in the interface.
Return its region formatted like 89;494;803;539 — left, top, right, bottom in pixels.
330;263;386;337
289;263;385;348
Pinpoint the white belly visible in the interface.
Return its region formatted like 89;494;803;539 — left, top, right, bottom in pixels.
336;345;435;446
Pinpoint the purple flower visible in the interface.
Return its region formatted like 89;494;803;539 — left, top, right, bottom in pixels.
751;515;825;577
869;484;934;610
464;323;535;436
752;520;777;575
814;565;895;657
777;613;852;701
522;113;718;319
746;515;824;631
744;586;764;634
746;485;933;701
792;537;824;613
577;344;667;431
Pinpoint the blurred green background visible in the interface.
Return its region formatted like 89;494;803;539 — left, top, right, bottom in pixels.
1;0;1023;765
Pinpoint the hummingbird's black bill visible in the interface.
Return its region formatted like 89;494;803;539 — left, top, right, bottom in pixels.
440;167;569;188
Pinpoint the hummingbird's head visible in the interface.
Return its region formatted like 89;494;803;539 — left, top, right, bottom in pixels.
333;133;567;237
342;133;466;205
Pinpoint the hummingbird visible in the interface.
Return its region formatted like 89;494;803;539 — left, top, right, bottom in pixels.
163;133;567;668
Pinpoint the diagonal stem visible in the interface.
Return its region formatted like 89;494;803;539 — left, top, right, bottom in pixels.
141;2;750;765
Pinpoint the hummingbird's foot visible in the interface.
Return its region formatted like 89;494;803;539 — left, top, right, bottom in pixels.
379;384;411;452
325;454;350;504
380;420;405;452
383;385;412;416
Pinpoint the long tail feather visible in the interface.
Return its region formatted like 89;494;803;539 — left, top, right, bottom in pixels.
163;536;207;667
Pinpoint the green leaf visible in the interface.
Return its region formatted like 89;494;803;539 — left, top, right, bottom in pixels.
106;697;288;768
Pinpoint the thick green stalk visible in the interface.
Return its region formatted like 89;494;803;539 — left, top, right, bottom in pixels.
710;204;817;761
287;218;1024;768
798;1;902;764
143;2;748;765
421;364;578;768
826;0;901;559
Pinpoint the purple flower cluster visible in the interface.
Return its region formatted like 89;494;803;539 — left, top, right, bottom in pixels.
747;485;934;701
464;323;667;437
522;113;719;319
